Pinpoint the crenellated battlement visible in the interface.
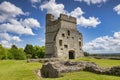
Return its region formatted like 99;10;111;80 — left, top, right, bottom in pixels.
46;14;76;25
46;14;55;24
59;14;76;23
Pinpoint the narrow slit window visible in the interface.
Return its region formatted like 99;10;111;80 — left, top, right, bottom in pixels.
62;33;65;37
79;41;81;47
68;30;70;36
59;40;62;46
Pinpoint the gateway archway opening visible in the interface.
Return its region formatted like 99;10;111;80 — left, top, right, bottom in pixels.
69;51;75;59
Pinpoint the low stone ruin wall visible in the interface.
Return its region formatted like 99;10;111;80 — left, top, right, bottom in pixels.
27;58;60;63
40;61;120;78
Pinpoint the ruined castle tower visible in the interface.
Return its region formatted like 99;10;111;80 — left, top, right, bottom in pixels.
45;14;83;59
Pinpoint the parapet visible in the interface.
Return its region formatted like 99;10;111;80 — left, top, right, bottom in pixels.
46;14;54;20
46;14;55;24
46;14;76;25
59;14;76;23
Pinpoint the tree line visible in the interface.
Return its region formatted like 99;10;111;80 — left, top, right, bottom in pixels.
0;44;45;60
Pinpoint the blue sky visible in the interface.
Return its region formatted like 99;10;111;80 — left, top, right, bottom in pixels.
0;0;120;53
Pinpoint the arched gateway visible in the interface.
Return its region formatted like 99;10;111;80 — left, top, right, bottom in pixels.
69;50;75;59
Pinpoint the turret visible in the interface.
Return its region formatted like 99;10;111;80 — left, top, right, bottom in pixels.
46;14;54;25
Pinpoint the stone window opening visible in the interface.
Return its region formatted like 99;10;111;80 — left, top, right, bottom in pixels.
64;45;68;48
67;30;70;36
61;48;63;50
79;41;81;47
59;40;62;46
62;33;65;37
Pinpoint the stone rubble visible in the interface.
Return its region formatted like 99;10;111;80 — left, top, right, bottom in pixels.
40;61;120;78
27;58;60;63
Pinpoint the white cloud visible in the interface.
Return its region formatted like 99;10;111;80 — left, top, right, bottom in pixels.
30;0;41;8
114;31;120;38
0;18;40;35
30;0;41;4
40;0;66;18
77;16;101;27
0;1;25;22
12;36;22;42
0;1;40;35
0;15;7;23
69;7;101;27
0;33;21;42
0;40;12;48
0;1;41;47
0;19;35;35
22;18;40;28
70;7;84;17
74;0;107;5
40;0;101;27
114;4;120;15
0;1;24;16
83;31;120;53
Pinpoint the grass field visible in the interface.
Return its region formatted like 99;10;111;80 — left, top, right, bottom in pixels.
0;58;120;80
0;60;41;80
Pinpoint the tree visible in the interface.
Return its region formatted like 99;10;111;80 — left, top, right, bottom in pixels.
38;46;45;58
16;48;26;60
24;44;34;58
33;46;40;58
7;48;14;59
11;44;18;49
0;44;7;60
33;46;45;58
84;52;89;56
8;45;26;60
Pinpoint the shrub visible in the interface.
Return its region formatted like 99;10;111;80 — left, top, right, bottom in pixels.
84;52;89;56
0;44;7;60
34;46;45;58
8;45;26;60
24;44;45;59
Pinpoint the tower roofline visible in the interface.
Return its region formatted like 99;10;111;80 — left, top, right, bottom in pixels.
59;14;76;24
46;14;76;24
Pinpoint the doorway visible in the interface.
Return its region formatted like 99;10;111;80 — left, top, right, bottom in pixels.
69;51;75;59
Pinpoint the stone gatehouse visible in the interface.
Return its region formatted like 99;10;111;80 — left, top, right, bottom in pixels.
45;14;83;59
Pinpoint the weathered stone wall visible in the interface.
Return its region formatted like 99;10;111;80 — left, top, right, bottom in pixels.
56;29;83;58
27;58;60;63
41;61;120;78
45;13;83;58
45;14;60;57
59;14;76;24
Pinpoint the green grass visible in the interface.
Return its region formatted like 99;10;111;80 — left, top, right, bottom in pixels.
0;58;120;80
75;57;120;68
0;60;42;80
42;71;120;80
